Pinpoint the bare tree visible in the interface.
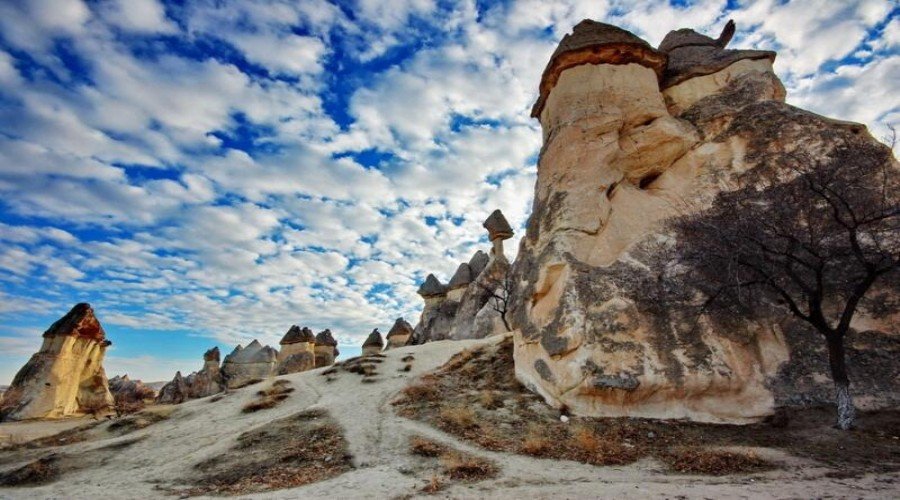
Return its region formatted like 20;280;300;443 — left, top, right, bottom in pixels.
668;140;899;430
478;269;513;332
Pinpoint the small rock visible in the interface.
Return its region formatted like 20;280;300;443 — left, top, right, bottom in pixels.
560;415;570;423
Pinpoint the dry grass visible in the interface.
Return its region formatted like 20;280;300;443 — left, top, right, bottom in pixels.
519;424;552;457
409;436;448;457
107;407;173;434
0;455;59;486
173;409;352;496
401;355;415;363
242;380;293;413
420;474;445;494
438;405;476;431
659;447;772;475
399;364;412;372
440;452;499;481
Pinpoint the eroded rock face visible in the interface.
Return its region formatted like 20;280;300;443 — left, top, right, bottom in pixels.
507;20;892;423
156;347;225;404
222;340;278;389
109;375;156;403
1;304;114;421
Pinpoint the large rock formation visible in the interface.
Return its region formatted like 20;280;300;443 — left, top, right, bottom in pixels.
109;375;156;403
221;340;278;389
509;19;897;423
1;304;114;421
277;326;316;375
156;347;225;404
385;318;414;349
410;212;515;343
314;329;339;367
362;329;384;356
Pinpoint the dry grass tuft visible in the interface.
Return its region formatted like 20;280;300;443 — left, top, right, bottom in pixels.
401;355;415;363
440;452;498;481
242;380;293;413
399;364;412;372
409;436;448;457
107;408;173;435
420;474;445;494
438;405;476;431
659;447;771;475
174;409;352;496
0;455;59;486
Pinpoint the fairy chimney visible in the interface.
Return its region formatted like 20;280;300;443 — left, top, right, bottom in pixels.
483;209;513;256
314;329;339;367
362;329;384;356
385;318;414;349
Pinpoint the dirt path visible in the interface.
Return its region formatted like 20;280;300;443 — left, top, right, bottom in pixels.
1;336;898;499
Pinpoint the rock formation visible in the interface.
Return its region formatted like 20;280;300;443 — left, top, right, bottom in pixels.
1;303;114;421
410;211;515;343
109;375;157;403
362;329;384;356
277;326;316;375
156;347;225;404
509;19;898;423
385;318;414;349
222;340;278;389
314;329;339;367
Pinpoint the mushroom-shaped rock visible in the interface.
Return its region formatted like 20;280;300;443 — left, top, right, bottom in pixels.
280;325;315;345
658;20;776;89
448;263;473;290
468;250;490;277
1;303;115;421
417;274;448;298
532;20;666;118
203;347;220;363
483;210;514;241
362;329;384;356
314;329;339;367
385;318;414;349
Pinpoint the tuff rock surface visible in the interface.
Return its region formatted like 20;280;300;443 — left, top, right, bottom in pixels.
385;318;414;349
277;326;316;375
109;375;156;403
1;303;114;420
362;329;384;356
222;340;278;389
314;329;339;367
508;19;898;423
156;347;225;404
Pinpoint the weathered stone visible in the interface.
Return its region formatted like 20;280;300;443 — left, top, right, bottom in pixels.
385;318;414;349
483;209;514;241
277;326;316;374
221;340;278;389
1;303;114;421
448;263;473;291
468;250;490;277
417;274;447;297
156;371;189;405
362;329;384;356
314;329;339;367
156;346;225;404
510;20;813;424
108;375;156;404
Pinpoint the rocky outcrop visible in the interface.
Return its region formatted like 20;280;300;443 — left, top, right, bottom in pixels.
109;375;156;403
314;329;339;367
362;329;384;356
385;318;414;349
277;326;316;375
507;19;900;424
410;212;515;344
1;303;114;421
222;340;278;389
156;347;225;404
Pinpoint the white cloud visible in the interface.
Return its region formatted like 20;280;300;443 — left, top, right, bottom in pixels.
96;0;177;34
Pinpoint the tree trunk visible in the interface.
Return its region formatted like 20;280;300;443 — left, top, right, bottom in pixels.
826;335;856;430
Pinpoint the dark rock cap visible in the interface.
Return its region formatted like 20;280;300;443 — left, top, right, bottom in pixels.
203;347;220;363
659;20;776;89
315;329;338;346
483;209;514;241
362;329;384;348
417;274;448;297
387;318;414;339
448;263;473;289
532;20;666;117
280;325;315;345
42;303;107;342
468;250;490;277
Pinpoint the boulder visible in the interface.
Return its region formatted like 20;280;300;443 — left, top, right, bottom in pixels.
362;329;384;356
314;329;339;367
385;318;414;349
221;340;278;389
1;303;114;421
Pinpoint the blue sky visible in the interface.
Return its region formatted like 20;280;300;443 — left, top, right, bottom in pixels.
0;0;897;384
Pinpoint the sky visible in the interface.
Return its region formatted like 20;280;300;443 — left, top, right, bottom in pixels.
0;0;897;385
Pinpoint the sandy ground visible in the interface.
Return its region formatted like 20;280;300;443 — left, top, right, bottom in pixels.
1;335;898;499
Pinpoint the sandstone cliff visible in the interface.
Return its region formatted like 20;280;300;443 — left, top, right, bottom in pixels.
1;303;114;421
508;20;898;423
